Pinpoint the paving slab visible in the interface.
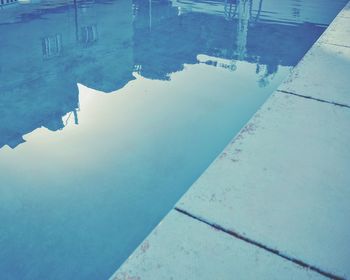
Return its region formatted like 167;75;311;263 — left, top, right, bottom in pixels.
318;15;350;47
278;42;350;107
110;210;326;280
176;92;350;279
339;1;350;18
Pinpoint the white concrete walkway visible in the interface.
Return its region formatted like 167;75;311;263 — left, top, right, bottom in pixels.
110;2;350;279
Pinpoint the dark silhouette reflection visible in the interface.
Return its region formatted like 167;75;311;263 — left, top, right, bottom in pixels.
0;0;338;149
132;0;325;80
0;0;135;149
0;0;17;7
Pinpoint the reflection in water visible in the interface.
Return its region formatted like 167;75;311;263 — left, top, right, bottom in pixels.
0;0;135;149
0;0;348;279
0;0;334;150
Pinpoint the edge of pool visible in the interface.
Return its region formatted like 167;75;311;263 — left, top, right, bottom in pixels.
109;2;350;279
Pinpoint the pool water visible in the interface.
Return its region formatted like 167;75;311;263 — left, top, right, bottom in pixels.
0;0;347;279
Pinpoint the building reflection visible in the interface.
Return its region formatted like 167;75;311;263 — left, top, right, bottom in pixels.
133;0;325;82
0;0;134;149
0;0;329;149
0;0;17;7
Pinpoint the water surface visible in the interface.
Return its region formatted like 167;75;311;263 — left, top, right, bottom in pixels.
0;0;347;279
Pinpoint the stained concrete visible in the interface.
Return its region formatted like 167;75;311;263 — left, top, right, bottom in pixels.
278;42;350;107
279;4;350;107
177;92;350;279
110;210;326;280
318;12;350;47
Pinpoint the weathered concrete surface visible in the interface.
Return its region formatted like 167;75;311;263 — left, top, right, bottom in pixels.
318;11;350;47
110;210;326;280
279;4;350;107
177;92;350;279
342;1;350;17
175;6;350;278
278;42;350;107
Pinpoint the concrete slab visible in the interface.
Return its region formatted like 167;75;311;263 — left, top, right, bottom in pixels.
339;1;350;18
279;42;350;107
110;210;326;280
318;15;350;47
177;92;350;279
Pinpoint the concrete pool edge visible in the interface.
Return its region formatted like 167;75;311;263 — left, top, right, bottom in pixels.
110;2;350;279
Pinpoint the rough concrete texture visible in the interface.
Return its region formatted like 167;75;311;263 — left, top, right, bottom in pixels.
177;92;350;279
110;210;326;280
318;14;350;47
278;42;350;107
280;4;350;107
338;1;350;18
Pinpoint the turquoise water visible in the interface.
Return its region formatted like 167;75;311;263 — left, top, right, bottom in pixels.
0;0;347;279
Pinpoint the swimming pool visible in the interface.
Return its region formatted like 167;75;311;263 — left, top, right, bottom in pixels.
0;0;347;279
